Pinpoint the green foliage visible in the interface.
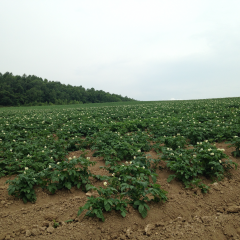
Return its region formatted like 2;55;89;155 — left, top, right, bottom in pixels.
79;159;167;220
53;219;60;228
1;96;240;220
39;157;96;194
6;157;95;202
0;72;135;106
65;219;74;223
78;185;128;222
6;169;38;203
164;141;237;192
227;136;240;157
133;200;150;218
163;135;187;150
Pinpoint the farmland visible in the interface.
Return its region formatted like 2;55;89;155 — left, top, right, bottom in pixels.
0;98;240;239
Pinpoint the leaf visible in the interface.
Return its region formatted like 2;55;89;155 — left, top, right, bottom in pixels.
140;207;148;218
134;200;141;206
64;182;71;189
151;174;157;183
143;203;150;210
65;219;73;223
104;199;108;206
23;197;27;204
77;208;85;216
104;203;111;211
167;174;176;183
8;185;15;195
138;204;144;213
85;184;93;191
121;210;127;218
48;185;57;194
95;209;105;222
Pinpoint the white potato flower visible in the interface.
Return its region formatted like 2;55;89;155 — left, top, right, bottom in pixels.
103;182;107;186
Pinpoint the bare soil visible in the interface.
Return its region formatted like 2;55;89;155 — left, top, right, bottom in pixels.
1;142;240;240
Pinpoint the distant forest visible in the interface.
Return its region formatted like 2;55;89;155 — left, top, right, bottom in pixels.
0;72;135;106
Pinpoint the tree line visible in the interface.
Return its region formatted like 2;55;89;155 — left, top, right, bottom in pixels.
0;72;135;106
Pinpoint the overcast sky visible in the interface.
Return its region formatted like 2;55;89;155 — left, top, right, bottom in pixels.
1;0;240;101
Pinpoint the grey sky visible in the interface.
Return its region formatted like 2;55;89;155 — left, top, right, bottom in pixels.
1;0;240;101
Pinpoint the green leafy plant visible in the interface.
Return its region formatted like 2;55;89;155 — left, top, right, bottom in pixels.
163;135;187;150
227;136;240;157
78;185;128;222
165;141;237;192
133;200;150;219
53;219;59;228
100;162;167;217
6;168;38;203
39;157;96;194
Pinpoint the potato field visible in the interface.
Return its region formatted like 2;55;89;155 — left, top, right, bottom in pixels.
0;98;240;240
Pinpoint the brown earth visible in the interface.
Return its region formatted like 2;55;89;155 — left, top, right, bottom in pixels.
1;142;240;240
